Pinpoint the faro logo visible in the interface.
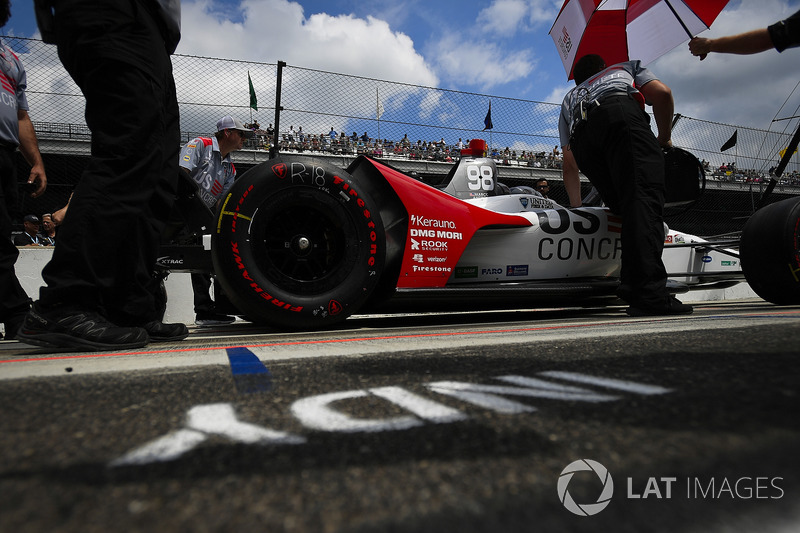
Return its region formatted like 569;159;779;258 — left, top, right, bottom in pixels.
557;459;614;516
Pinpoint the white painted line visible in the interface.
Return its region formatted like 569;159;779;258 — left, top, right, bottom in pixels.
428;376;618;415
427;381;539;415
496;375;620;400
186;403;305;444
291;390;425;433
109;429;207;467
538;371;672;395
369;386;468;424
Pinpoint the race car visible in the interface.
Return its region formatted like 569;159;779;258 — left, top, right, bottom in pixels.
157;140;800;329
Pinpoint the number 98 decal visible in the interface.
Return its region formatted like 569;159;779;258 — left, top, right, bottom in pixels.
466;165;495;191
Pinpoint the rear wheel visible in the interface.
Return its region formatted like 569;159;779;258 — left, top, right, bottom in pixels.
212;157;386;329
740;197;800;304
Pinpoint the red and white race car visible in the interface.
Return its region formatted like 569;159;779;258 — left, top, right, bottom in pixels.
159;140;800;329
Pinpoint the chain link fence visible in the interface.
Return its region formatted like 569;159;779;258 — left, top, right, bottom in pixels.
8;36;800;237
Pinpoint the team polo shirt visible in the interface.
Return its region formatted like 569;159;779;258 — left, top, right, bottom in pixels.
559;60;657;148
179;136;236;208
0;42;28;146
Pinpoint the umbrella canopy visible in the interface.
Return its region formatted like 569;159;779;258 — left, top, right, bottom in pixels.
550;0;729;80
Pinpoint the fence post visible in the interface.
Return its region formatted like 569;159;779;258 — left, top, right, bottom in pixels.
270;60;286;159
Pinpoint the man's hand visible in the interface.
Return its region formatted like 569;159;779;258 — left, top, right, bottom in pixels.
18;110;47;198
27;164;47;198
689;37;709;60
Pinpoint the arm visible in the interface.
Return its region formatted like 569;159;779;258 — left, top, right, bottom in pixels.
52;192;72;226
561;147;583;208
17;110;47;198
639;79;674;148
689;30;774;58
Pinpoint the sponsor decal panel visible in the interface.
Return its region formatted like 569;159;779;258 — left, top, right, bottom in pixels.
520;196;554;210
455;266;478;279
506;264;529;277
408;214;462;269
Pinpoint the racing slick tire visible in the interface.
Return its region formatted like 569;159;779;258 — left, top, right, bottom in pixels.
740;196;800;305
212;157;386;329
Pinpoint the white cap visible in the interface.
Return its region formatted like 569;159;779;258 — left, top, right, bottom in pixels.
216;116;253;138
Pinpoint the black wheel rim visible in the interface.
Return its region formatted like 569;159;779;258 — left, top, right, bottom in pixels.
249;190;359;294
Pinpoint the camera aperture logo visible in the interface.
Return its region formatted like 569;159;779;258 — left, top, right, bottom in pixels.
558;459;614;516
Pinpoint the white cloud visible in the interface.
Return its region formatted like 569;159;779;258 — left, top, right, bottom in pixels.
178;0;437;87
426;32;536;91
651;0;800;130
476;0;562;34
425;0;564;93
477;0;530;34
542;83;572;108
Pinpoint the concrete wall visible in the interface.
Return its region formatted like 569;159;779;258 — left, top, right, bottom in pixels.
7;247;758;334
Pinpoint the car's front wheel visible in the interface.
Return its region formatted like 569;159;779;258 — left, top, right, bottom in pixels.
212;157;386;329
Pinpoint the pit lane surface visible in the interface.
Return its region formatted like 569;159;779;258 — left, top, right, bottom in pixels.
1;300;799;533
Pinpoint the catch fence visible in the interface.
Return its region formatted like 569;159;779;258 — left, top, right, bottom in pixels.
7;36;800;237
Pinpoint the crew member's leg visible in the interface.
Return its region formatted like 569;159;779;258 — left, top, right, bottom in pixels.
0;148;30;338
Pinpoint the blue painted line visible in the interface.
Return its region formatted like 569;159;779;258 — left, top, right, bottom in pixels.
226;347;273;394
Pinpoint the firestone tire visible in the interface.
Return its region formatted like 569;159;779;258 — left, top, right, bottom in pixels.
212;157;386;329
740;197;800;305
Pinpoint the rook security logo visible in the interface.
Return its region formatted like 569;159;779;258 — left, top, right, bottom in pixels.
558;459;614;516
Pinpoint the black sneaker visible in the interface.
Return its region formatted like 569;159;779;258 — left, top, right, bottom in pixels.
3;305;30;341
626;296;693;317
195;312;236;327
143;320;189;342
17;306;149;351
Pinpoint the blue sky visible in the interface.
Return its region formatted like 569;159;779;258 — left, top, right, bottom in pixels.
5;0;800;131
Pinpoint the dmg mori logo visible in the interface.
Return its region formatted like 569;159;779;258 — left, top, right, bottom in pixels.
557;459;614;516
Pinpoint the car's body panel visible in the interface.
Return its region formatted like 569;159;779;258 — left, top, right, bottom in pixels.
365;155;742;293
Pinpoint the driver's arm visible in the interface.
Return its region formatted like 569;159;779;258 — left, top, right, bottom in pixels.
562;146;582;207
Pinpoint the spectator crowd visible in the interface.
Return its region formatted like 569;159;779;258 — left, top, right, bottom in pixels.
238;123;566;169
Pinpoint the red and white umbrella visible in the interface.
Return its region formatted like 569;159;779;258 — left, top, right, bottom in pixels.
549;0;730;80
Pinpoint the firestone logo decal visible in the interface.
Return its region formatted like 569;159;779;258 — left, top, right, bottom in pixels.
272;163;287;179
328;300;343;316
